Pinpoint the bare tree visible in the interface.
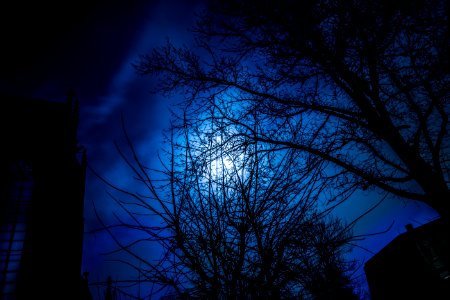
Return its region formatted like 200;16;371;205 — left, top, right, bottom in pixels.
93;113;359;299
134;0;450;221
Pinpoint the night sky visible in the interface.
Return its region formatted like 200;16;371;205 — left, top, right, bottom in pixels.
0;1;440;298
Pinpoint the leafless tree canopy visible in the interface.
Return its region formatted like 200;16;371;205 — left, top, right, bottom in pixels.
94;112;359;299
135;0;450;220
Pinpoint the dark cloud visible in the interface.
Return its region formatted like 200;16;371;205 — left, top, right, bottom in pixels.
0;0;202;96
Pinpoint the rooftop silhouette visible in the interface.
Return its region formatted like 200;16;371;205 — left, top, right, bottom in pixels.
364;218;449;299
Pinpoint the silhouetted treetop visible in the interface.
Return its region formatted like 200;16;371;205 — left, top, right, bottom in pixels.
136;0;449;219
95;115;360;298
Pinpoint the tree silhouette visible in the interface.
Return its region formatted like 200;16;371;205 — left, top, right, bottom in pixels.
93;113;359;299
135;0;449;221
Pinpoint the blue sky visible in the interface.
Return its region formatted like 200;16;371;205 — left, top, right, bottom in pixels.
0;1;440;298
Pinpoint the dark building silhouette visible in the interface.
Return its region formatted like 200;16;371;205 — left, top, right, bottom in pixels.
364;218;450;299
0;95;91;299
